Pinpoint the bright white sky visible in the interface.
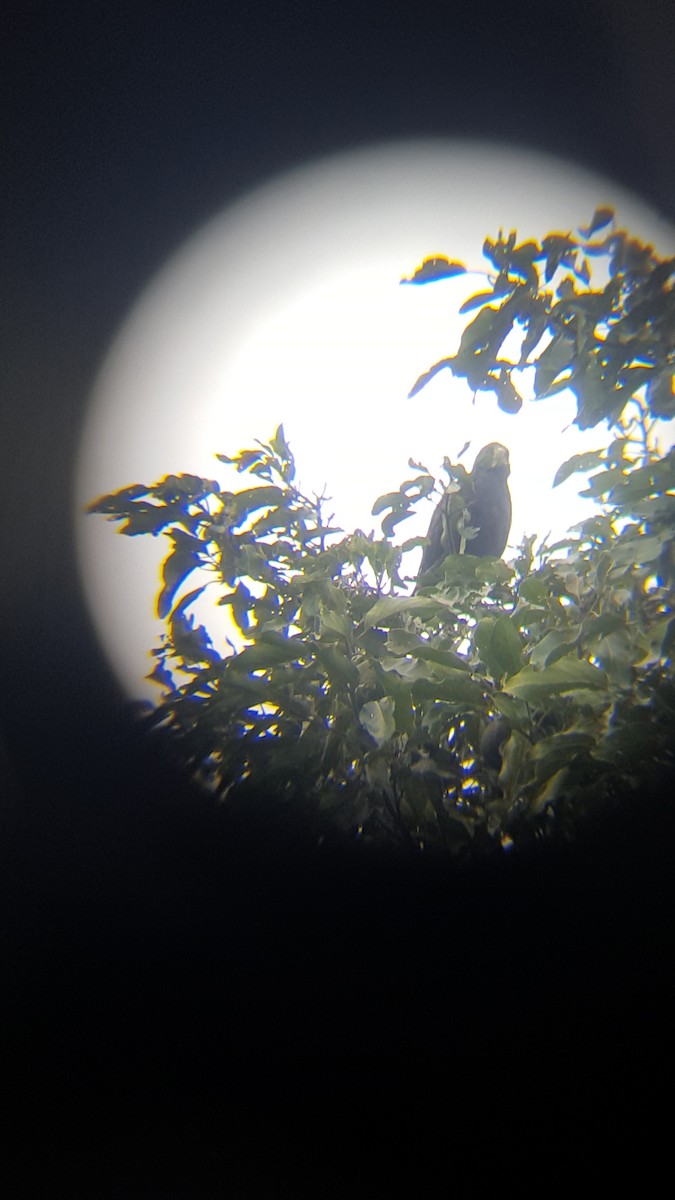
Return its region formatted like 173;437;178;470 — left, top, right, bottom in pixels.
75;139;675;700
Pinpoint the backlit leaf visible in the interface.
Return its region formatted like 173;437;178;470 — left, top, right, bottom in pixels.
408;357;456;398
401;257;466;284
579;207;615;238
458;291;498;314
171;609;219;667
534;334;574;397
157;531;202;620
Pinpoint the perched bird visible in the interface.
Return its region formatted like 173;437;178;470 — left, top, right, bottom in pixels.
416;443;512;586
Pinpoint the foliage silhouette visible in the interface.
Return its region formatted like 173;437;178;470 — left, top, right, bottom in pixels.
88;209;675;856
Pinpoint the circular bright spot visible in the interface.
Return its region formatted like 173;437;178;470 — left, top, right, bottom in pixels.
76;138;675;699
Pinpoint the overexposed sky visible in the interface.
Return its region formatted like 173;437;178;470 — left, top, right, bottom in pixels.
75;139;675;699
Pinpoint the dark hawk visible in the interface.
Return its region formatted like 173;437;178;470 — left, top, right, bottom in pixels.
416;443;512;587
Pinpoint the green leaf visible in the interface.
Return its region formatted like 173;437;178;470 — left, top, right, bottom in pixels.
408;357;455;399
154;473;219;502
473;560;515;585
509;244;540;286
221;581;255;633
219;448;266;475
363;594;440;628
504;658;607;701
493;370;522;414
483;235;505;271
170;608;219;667
529;768;569;815
168;585;208;621
578;468;621;499
147;658;175;692
86;483;147;513
574;256;591;286
433;553;502;589
474;615;523;679
636;615;675;666
320;608;353;642
314;643;359;687
519;307;549;365
579;207;615;238
230;486;285;523
401;257;466;284
517;575;550;605
381;507;415;537
552;449;606;488
379;655;434;684
458;291;500;314
385;628;426;654
595;708;662;765
401;473;437;500
647;372;675;418
589;628;634;687
228;637;304;673
530;732;594;782
491;692;530;728
410;643;473;673
541;234;576;283
580;613;625;642
157;531;202;620
534;334;574;397
359;697;396;746
529;629;579;670
270;423;293;461
572;372;618;430
372;490;408;516
497;730;530;797
661;619;675;661
411;674;484;705
94;497;187;537
391;687;416;738
457;305;500;357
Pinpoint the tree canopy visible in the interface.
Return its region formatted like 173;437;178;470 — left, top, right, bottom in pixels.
88;208;675;858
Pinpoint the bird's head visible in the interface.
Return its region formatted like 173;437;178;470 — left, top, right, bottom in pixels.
472;443;510;477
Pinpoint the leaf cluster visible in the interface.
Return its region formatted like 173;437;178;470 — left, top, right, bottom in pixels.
88;215;675;857
405;207;675;429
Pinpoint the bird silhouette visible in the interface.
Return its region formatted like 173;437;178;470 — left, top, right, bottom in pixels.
416;443;511;587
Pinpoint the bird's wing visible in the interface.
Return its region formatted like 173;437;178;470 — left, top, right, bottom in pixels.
464;473;512;558
418;488;463;577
